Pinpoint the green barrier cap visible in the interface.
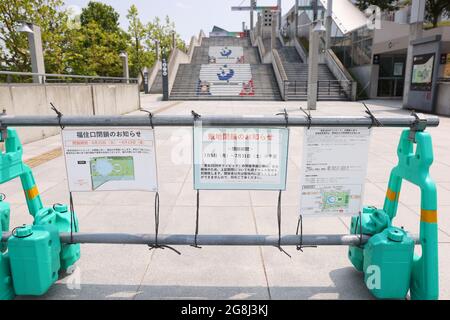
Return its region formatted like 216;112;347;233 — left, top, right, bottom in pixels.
387;227;404;242
14;225;33;238
53;204;68;213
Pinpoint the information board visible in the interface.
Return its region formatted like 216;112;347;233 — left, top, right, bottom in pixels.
62;128;158;192
193;127;289;190
299;128;371;216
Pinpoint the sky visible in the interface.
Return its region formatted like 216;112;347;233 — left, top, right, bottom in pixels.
64;0;297;42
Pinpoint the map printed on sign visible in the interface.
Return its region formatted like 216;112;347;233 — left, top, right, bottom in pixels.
193;127;289;190
62;128;158;192
299;128;371;216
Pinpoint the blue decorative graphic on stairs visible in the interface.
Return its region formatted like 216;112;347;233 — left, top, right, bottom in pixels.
217;65;235;81
220;47;232;57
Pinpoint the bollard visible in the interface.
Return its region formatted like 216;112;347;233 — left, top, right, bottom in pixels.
0;128;80;298
348;129;439;300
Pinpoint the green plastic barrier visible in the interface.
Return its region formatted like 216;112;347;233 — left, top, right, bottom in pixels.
349;129;439;300
0;128;80;299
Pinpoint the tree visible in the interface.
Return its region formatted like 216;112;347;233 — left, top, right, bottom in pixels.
145;16;187;59
80;1;120;33
69;1;128;77
425;0;450;27
126;4;151;79
355;0;398;11
0;0;72;74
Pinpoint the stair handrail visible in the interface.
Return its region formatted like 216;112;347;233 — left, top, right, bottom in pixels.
293;36;308;63
272;49;288;100
324;48;357;100
256;36;266;60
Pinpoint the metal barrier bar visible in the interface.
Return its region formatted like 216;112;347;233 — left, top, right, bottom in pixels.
0;70;138;83
0;114;440;128
0;232;421;246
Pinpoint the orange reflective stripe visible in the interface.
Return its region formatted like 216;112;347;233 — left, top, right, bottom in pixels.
421;210;438;224
386;188;399;202
25;186;39;200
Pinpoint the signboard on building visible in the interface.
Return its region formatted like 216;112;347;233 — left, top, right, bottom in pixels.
299;128;371;216
411;53;435;91
62;128;158;192
193;127;289;190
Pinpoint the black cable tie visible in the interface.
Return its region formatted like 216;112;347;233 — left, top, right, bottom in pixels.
276;190;291;258
300;107;312;129
50;102;65;130
276;108;289;128
191;189;202;249
140;109;154;129
69;192;76;245
148;192;181;255
191;110;201;121
296;215;304;252
296;214;317;252
363;103;382;129
358;210;363;247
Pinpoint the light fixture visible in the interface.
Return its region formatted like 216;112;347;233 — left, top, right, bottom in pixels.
119;52;127;59
16;22;34;34
313;21;326;33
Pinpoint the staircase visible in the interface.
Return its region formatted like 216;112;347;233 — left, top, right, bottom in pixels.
169;36;281;101
278;46;350;101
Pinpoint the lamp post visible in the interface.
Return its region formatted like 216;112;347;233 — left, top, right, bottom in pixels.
307;18;326;110
119;51;129;84
17;22;45;84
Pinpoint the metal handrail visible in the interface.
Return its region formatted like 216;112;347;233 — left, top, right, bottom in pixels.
0;114;440;128
0;70;138;83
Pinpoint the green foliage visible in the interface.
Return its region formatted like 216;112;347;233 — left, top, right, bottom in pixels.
355;0;398;11
80;1;120;32
0;0;71;74
425;0;450;27
0;0;187;80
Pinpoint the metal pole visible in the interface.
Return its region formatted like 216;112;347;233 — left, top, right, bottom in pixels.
403;0;425;108
0;115;440;128
1;232;419;246
26;24;45;84
307;22;319;110
295;0;299;39
325;0;333;49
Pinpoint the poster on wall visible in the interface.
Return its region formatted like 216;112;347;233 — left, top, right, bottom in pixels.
411;53;435;91
299;128;371;216
193;127;289;190
62;128;158;192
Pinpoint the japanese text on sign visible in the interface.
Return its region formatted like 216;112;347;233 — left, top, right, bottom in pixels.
193;127;289;190
62;128;158;192
299;128;371;216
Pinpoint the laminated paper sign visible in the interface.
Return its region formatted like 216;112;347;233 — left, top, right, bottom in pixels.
193;127;289;190
299;127;371;216
62;128;158;192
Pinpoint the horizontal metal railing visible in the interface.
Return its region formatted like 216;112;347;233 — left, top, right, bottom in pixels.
0;71;138;84
284;79;353;100
0;114;440;128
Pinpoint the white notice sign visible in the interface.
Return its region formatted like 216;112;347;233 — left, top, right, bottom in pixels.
193;127;289;190
299;128;371;216
62;128;158;192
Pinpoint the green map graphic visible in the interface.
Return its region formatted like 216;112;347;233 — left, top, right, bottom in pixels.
90;156;135;190
322;191;350;210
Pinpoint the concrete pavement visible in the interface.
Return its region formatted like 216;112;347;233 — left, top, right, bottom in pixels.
2;96;450;300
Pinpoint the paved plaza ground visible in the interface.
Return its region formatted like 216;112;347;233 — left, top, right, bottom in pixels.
2;96;450;300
